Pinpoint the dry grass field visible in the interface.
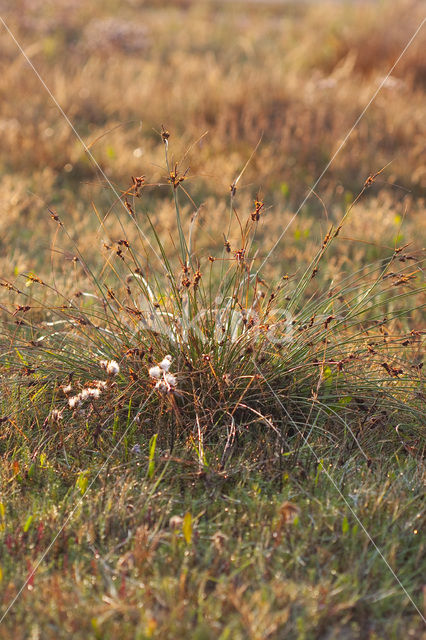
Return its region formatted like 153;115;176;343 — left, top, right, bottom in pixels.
0;1;425;638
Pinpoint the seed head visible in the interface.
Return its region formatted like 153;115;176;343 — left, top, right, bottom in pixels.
164;372;177;387
155;380;168;394
161;124;170;143
93;380;108;390
107;360;120;376
148;365;162;379
81;387;101;401
68;395;82;410
49;409;63;423
101;359;120;376
159;355;172;372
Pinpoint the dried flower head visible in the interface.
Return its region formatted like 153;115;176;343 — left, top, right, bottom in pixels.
159;355;172;372
81;387;101;401
169;515;183;530
148;365;162;379
164;372;177;387
49;409;63;423
154;380;168;395
68;395;82;410
93;380;108;390
101;359;120;376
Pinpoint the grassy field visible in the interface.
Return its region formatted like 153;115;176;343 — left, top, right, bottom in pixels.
0;0;425;638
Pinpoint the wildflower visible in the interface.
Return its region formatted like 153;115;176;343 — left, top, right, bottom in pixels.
87;387;101;398
148;365;162;379
81;387;101;401
164;372;176;387
155;374;177;395
131;443;141;455
101;359;120;376
93;380;108;390
155;380;168;394
62;384;72;395
107;360;120;376
159;355;172;372
149;355;177;393
68;395;82;410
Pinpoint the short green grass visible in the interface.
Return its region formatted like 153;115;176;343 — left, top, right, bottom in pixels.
0;443;424;639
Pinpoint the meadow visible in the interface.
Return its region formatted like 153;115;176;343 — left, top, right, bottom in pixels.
0;0;425;638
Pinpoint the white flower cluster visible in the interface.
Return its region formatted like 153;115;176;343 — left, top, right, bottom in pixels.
67;376;109;411
148;355;177;394
68;387;98;410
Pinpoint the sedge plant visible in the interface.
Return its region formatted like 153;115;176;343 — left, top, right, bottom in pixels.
0;129;424;471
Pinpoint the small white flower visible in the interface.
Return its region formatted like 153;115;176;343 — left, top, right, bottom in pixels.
164;372;177;387
100;360;108;370
155;379;168;394
50;409;63;422
62;384;72;395
80;389;90;401
148;365;162;379
106;360;120;376
81;387;101;401
93;380;107;390
68;395;82;410
159;355;172;372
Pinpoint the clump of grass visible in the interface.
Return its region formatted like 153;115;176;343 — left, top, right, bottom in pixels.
1;129;424;472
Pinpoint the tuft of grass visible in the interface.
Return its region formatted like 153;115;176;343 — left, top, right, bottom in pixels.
1;129;424;465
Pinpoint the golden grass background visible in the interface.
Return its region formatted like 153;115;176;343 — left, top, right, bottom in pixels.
0;0;424;288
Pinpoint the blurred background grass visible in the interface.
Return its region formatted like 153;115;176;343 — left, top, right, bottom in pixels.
0;0;424;285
